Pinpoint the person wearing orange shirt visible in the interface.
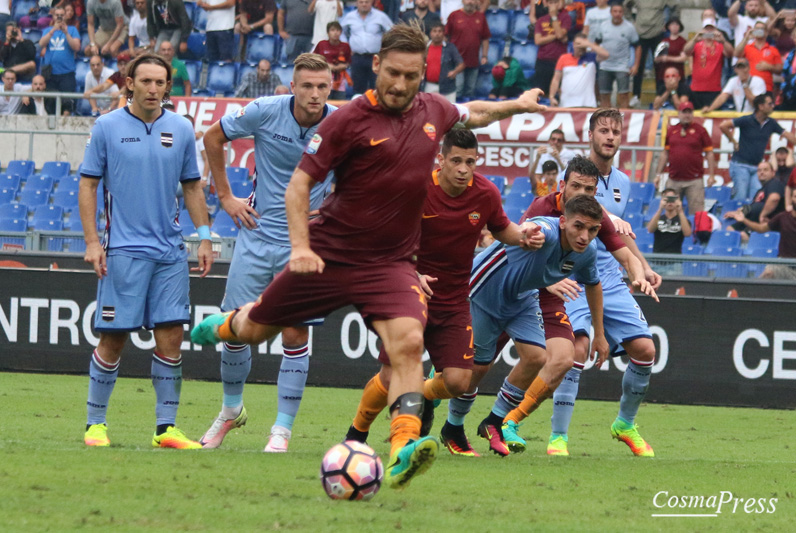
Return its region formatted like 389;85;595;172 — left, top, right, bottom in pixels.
734;20;782;92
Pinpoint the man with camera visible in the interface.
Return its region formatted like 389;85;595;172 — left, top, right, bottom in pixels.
0;21;36;82
40;6;81;115
684;14;734;110
655;101;716;214
646;188;692;254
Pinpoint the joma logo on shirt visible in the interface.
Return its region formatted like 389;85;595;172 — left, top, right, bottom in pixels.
121;137;141;143
272;133;294;143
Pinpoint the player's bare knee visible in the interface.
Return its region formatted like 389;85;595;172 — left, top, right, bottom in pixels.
443;373;470;397
97;333;128;362
628;338;656;363
281;326;309;347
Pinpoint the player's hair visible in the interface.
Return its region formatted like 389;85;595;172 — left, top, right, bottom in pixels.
588;108;623;131
564;194;603;221
293;53;331;80
441;128;478;155
379;22;428;60
563;155;599;183
126;53;172;85
327;20;342;32
753;92;772;110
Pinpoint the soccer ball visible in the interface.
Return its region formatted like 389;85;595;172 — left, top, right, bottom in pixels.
320;441;383;501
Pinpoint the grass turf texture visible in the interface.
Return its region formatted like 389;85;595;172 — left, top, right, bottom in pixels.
1;372;793;532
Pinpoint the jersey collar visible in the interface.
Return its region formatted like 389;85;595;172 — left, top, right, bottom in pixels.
124;106;166;134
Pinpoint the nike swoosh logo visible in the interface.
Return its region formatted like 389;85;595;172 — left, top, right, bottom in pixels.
370;137;389;146
405;400;421;407
463;354;474;359
422;214;439;219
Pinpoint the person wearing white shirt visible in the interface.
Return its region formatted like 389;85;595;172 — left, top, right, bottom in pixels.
310;0;343;47
83;55;116;114
128;0;149;56
0;70;25;115
728;0;775;52
583;0;610;36
703;58;766;113
198;0;236;61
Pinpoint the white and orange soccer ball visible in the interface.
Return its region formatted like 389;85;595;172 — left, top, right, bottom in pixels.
320;440;383;501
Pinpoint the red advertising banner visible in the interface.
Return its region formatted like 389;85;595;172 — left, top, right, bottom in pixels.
172;97;660;182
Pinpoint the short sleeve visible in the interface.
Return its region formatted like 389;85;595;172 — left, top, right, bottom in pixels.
597;211;626;252
574;258;600;286
722;77;736;94
485;183;511;234
771;120;785;135
700;127;713;150
180;122;200;182
629;24;639;46
219;98;266;141
480;13;491;39
555;54;566;71
80;121;107;179
732;115;745;128
528;216;558;243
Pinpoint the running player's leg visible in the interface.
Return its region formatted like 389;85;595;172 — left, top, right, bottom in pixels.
265;325;310;453
346;362;391;443
612;336;656;457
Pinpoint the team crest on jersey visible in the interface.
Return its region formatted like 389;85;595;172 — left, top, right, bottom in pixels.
423;123;436;141
613;188;621;202
306;134;322;154
538;220;552;231
561;260;575;273
101;306;115;321
468;211;481;225
161;132;173;147
236;107;246;118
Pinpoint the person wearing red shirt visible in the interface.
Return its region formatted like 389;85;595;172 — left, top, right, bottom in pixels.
684;15;734;109
654;101;717;213
533;0;571;97
445;0;490;99
735;20;783;92
313;21;351;100
653;17;687;95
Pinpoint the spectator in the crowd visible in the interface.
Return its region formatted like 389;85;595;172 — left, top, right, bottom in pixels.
20;74;54;116
39;7;81;115
147;0;192;55
735;21;782;93
534;160;559;196
702;58;766;113
530;128;577;191
785;164;795;211
274;84;291;95
83;54;116;114
582;0;609;36
0;0;9;30
590;3;639;109
85;51;130;110
624;0;679;109
62;3;80;29
401;0;441;37
314;21;351;100
0;69;24;115
725;160;786;234
19;2;53;30
652;67;691;111
445;0;490;100
549;32;608;108
85;0;129;58
646;188;692;253
533;0;571;97
489;56;528;100
199;0;236;61
310;0;342;48
684;15;734;110
158;41;191;97
339;0;392;94
728;0;774;51
127;0;148;56
439;0;488;25
772;146;794;186
235;58;282;98
278;0;316;62
0;21;37;82
720;93;796;199
767;8;796;57
422;21;463;102
655;101;716;213
236;0;277;61
779;43;796;110
653;17;686;94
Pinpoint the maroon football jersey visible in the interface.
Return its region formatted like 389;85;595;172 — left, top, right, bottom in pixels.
298;91;465;265
418;170;511;311
525;191;625;252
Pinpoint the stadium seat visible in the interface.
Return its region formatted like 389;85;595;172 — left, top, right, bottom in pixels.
1;174;19;191
206;62;238;94
705;231;741;254
6;160;35;180
39;161;71;181
272;63;294;85
230;181;252;198
186;33;207;61
179;210;196;236
192;88;216;97
22;28;42;44
53;190;80;212
713;261;749;278
635;231;654;249
625;212;644;230
227;166;250;183
486;39;503;66
0;217;27;232
509;176;532;196
64;238;87;253
721;199;744;214
19;188;49;208
624;197;644;216
47;237;64;252
32;205;64;225
682;243;703;255
705;186;732;207
504;189;533;211
682;261;708;276
12;0;35;23
246;33;279;63
504;204;525;223
36;220;64;232
74;58;91;91
211;210;239;237
184;60;202;87
745;231;780;254
0;203;28;220
67;215;84;232
0;187;16;204
23;175;54;194
237;61;257;85
193;5;208;31
510;10;531;41
485;9;513;41
183;1;196;22
647;197;660;216
485;175;507;196
56;175;80;192
473;69;493;99
629;182;655;205
74;99;93;117
509;41;537;70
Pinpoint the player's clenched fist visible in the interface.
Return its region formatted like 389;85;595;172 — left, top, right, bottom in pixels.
289;247;325;274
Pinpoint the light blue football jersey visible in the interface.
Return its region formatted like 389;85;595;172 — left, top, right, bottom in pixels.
220;95;336;246
592;166;632;288
80;108;199;263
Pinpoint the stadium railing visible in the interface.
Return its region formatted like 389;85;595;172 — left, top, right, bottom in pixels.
3;90;115;119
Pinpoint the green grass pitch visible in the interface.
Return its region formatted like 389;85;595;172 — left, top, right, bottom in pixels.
1;372;793;532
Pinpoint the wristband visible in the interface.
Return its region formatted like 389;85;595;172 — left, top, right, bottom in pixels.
197;225;211;241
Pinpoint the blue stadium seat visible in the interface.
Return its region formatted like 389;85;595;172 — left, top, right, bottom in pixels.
510;10;531;41
184;60;202;87
504;190;533;211
745;231;780;254
36;220;64;232
510;176;532;196
75;99;93;117
23;175;53;194
473;69;493;99
682;243;703;255
246;33;280;63
22;28;42;44
646;197;660;216
629;182;655;205
230;181;252;198
722;199;744;214
206;62;238;93
193;5;208;31
705;186;732;207
713;261;748;278
186;33;207;61
509;41;537;70
192;88;216;97
74;58;91;91
237;61;257;85
67;215;84;232
504;204;525;223
226;166;250;183
705;231;741;254
682;261;708;276
63;238;87;253
624;197;644;216
485;9;513;41
19;188;49;208
33;205;63;225
211;210;239;237
53;189;80;212
486;39;503;67
39;161;71;180
485;175;507;196
272;63;294;85
635;231;654;249
183;1;196;23
0;217;27;232
1;174;19;191
179;210;196;236
56;175;80;192
0;188;15;204
745;246;777;259
625;212;644;230
0;203;28;220
6;160;35;180
12;0;35;23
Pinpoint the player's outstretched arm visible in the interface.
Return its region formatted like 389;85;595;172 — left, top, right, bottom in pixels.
619;233;662;291
285;168;325;274
611;246;659;302
493;221;544;250
78;177;106;279
183;179;214;277
585;282;609;366
204;122;259;229
463;88;548;129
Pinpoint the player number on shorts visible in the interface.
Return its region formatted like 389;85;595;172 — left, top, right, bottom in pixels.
555;312;571;326
634;304;647;322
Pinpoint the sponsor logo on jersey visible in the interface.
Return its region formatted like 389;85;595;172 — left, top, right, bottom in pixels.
121;137;141;143
306;134;322;154
423;123;436;141
272;133;294;143
161;132;173;147
613;188;621;202
468;211;481;225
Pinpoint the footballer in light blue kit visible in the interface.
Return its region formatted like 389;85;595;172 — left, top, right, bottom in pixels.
79;54;214;449
198;57;337;452
554;108;661;457
445;196;610;456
